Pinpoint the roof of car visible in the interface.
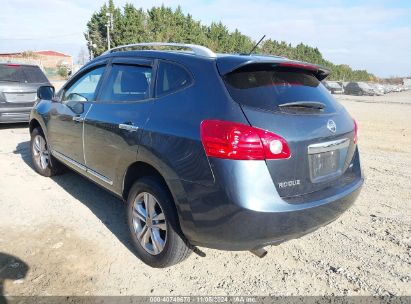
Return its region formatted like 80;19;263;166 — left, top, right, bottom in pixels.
96;43;292;66
98;49;287;60
88;43;330;79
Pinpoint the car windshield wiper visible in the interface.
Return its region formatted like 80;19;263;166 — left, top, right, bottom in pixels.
278;101;326;110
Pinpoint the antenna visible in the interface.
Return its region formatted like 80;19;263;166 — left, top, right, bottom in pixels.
248;35;266;55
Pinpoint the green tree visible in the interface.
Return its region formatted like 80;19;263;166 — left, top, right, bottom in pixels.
85;1;374;81
113;4;149;45
85;0;121;56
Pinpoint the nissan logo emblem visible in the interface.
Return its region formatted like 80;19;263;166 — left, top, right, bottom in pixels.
327;119;337;133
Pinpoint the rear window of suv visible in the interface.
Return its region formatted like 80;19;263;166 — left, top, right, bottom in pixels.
0;64;49;83
223;65;338;112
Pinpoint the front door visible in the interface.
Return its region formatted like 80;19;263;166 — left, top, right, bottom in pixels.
47;65;106;166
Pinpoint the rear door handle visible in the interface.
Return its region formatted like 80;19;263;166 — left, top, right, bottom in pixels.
119;123;139;132
72;116;84;123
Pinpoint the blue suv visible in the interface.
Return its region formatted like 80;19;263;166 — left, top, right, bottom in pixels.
29;43;363;267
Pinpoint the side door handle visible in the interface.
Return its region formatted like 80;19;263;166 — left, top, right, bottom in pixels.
72;116;84;123
119;123;139;132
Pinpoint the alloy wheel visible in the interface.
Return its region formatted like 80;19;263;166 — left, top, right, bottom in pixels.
132;192;167;255
32;135;49;170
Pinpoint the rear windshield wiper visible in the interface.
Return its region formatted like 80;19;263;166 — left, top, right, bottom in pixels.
278;101;326;110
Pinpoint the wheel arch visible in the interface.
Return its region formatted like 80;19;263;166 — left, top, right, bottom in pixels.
122;160;188;235
29;115;49;143
122;161;169;200
29;115;58;168
29;118;42;134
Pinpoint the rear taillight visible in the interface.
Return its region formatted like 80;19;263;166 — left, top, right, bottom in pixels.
353;119;359;144
200;120;291;160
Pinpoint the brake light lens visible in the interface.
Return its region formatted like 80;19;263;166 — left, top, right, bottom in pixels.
278;61;318;71
6;64;20;68
353;119;359;144
200;120;291;160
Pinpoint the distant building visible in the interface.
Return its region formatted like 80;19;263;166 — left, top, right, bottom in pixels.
0;50;73;78
403;78;411;89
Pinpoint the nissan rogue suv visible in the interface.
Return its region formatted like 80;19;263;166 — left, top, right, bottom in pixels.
29;43;363;268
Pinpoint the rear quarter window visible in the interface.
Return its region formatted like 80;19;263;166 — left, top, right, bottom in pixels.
155;61;192;97
223;67;340;113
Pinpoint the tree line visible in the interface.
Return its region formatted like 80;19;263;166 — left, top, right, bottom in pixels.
85;1;375;81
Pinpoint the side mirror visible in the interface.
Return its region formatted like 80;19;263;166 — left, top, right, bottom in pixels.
37;86;55;100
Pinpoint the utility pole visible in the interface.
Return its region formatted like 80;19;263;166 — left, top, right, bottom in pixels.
86;31;94;60
106;12;113;50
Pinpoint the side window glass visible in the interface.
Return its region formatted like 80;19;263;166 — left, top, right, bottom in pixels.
100;64;152;102
62;66;105;103
155;61;192;97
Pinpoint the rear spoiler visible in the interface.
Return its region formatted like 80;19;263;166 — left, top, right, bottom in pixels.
217;59;330;81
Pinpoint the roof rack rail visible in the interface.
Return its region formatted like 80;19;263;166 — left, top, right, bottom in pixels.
102;42;217;58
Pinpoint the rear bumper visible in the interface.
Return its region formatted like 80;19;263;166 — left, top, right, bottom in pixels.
179;158;363;251
0;106;32;123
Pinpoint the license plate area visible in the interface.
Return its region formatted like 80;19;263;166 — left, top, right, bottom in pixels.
4;92;37;103
308;138;350;183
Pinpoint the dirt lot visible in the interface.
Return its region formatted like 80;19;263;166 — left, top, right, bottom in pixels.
0;91;410;296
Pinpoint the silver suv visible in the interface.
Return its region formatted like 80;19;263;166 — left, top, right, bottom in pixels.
0;63;50;123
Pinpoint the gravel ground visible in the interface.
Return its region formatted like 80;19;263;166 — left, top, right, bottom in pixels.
0;91;410;296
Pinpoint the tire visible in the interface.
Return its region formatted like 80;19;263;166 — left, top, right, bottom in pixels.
126;177;192;268
30;127;64;177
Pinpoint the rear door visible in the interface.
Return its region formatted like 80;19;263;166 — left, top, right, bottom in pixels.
82;57;154;192
47;63;107;166
222;63;357;198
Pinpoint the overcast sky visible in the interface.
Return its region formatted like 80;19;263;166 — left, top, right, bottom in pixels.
1;0;410;77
